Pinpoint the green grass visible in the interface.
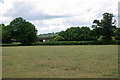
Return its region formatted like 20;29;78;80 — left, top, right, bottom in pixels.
2;42;21;46
2;45;118;78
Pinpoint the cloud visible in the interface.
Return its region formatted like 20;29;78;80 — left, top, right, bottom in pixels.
4;1;71;20
0;0;119;34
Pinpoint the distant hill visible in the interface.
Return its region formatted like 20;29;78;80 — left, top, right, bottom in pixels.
37;32;58;38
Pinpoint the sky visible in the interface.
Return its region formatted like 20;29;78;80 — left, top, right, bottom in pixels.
0;0;119;34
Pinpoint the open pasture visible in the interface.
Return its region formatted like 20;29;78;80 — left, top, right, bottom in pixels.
2;45;118;78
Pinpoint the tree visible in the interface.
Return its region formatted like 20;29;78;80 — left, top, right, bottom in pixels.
114;28;120;40
58;27;93;41
89;27;103;40
2;24;12;43
9;17;38;45
53;35;64;41
59;31;68;41
80;27;91;40
65;27;82;41
93;13;116;41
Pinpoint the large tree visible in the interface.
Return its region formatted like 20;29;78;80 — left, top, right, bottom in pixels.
93;13;116;41
89;27;103;40
114;28;120;40
9;17;38;45
2;24;12;43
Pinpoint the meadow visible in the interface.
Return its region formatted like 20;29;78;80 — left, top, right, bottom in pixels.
2;45;118;78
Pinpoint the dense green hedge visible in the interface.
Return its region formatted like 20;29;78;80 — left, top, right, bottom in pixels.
32;40;120;45
2;40;120;46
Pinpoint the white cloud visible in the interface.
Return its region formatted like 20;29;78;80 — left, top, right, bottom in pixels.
0;0;119;34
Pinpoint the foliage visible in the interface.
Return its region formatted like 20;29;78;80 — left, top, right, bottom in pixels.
93;13;116;41
30;40;120;46
114;28;120;40
90;27;102;40
2;42;21;46
2;24;12;43
2;12;119;45
38;32;58;38
53;35;64;41
2;40;120;46
9;17;38;45
58;27;96;41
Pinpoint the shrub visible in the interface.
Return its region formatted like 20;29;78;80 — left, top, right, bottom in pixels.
32;40;120;45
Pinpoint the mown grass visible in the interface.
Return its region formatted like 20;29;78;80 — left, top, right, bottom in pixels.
2;45;118;78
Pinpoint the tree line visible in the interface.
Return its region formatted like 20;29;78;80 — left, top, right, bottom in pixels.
53;13;120;42
1;12;120;45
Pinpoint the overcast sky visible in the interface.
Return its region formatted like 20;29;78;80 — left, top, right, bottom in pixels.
0;0;119;34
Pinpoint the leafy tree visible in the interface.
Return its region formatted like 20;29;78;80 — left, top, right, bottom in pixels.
80;27;91;40
89;27;103;40
9;17;38;45
59;31;68;41
58;27;93;41
65;27;82;41
93;13;116;41
53;35;64;41
2;24;12;43
114;28;120;40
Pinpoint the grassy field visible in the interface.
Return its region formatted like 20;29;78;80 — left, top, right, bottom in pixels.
2;45;118;78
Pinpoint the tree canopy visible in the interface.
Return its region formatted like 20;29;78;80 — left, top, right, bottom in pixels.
2;12;119;44
57;27;97;41
2;24;12;43
2;17;38;45
93;13;116;41
53;13;117;42
114;28;120;40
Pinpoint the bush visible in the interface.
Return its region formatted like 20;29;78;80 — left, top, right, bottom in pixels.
2;40;120;46
2;42;21;46
32;40;120;45
52;35;64;41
